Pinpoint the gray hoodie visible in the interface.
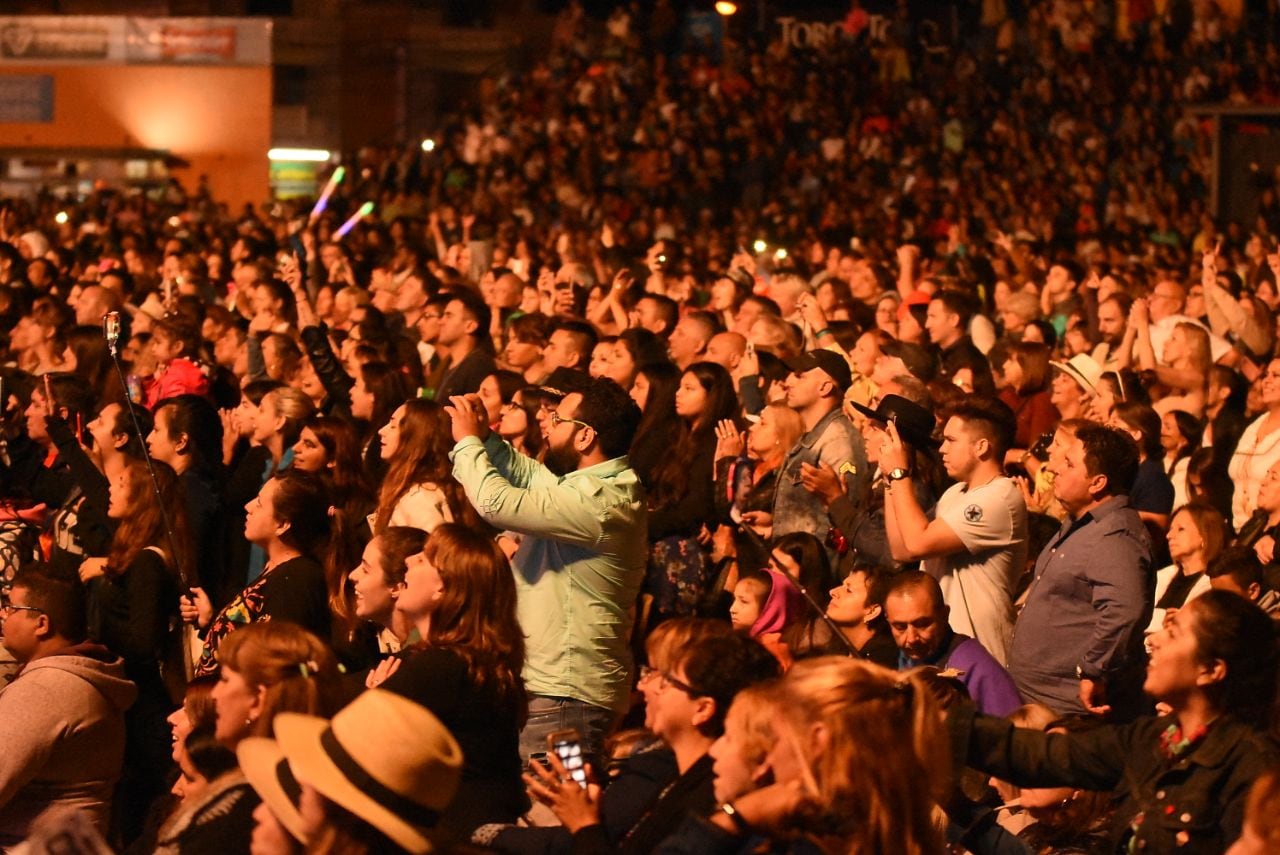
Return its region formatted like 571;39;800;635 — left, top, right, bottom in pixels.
0;644;137;847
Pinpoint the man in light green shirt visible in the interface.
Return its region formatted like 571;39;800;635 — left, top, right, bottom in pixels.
446;377;647;763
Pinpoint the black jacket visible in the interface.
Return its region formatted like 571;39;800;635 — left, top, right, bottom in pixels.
952;702;1279;854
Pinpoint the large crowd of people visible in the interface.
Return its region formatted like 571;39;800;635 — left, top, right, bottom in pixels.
1;0;1280;852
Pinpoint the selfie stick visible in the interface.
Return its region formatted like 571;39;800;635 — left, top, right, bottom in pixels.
103;312;192;592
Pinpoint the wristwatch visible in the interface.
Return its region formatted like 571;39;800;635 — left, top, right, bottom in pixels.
886;468;909;482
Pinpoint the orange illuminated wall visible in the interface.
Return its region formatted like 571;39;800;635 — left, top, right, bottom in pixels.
1;64;271;209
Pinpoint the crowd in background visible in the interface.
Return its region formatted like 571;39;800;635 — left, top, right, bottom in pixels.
1;0;1280;853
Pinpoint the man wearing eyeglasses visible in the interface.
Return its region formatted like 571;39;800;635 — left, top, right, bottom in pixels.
446;377;646;768
0;569;136;846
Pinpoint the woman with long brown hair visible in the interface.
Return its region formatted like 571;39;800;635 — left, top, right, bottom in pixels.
643;362;742;626
291;414;376;641
369;522;528;838
79;458;194;841
369;398;477;535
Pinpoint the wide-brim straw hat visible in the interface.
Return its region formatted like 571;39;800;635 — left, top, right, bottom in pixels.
243;689;463;854
237;737;308;844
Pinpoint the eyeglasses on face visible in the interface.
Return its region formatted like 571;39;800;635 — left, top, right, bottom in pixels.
0;602;42;618
548;410;592;431
639;665;706;697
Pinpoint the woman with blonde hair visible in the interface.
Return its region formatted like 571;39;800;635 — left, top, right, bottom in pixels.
1128;312;1211;418
714;403;805;573
655;657;948;855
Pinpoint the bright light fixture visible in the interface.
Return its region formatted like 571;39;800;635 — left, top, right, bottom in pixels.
752;239;767;254
421;138;436;152
54;211;68;225
268;148;331;162
715;1;738;15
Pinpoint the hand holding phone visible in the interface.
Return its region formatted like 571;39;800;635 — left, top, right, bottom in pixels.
547;729;588;788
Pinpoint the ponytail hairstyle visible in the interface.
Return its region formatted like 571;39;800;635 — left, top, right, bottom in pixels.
153;394;226;484
773;657;949;855
216;622;343;740
263;386;313;450
270;468;333;559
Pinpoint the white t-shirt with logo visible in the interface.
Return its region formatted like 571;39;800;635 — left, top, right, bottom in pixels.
923;476;1028;667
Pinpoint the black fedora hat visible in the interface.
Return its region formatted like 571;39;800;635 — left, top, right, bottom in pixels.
850;394;938;449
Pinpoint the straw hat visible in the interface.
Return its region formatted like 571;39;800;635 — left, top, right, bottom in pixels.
239;689;463;854
236;738;308;844
1050;353;1103;396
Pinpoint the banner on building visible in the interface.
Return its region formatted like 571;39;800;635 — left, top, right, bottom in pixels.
0;16;271;65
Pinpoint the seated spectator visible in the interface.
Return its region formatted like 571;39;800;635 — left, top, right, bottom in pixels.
954;591;1279;854
655;657;949;854
953;715;1116;854
0;569;136;846
238;689;463;854
824;564;897;668
729;566;803;668
525;627;780;855
883;571;1021;716
1148;502;1227;634
1230;764;1280;855
1207;546;1280;625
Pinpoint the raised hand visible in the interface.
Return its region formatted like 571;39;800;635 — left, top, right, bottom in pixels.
714;418;745;461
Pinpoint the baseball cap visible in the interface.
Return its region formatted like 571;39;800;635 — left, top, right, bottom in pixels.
785;349;853;393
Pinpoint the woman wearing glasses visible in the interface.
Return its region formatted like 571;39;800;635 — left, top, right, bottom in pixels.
523;624;780;855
